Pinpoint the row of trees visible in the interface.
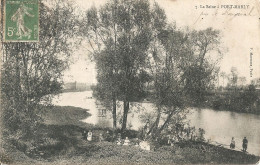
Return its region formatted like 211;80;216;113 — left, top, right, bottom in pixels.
85;0;224;137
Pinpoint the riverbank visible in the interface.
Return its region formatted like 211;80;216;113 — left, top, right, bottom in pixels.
1;105;259;164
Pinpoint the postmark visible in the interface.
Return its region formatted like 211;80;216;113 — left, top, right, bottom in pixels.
4;0;39;42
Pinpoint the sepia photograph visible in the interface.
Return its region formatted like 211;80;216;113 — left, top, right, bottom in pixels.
0;0;260;164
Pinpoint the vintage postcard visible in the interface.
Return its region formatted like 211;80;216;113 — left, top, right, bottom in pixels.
0;0;260;164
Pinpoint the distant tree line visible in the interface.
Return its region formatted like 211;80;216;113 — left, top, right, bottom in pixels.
209;67;260;114
211;85;260;114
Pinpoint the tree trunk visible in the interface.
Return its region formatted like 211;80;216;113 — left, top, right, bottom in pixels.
147;106;161;136
21;51;30;113
112;95;117;129
121;100;129;132
155;108;175;137
112;22;117;130
15;50;21;105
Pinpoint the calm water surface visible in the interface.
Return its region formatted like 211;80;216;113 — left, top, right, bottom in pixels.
53;91;260;156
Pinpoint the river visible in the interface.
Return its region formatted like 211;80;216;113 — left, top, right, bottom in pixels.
52;91;260;156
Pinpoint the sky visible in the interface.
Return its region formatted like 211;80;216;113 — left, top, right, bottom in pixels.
63;0;260;84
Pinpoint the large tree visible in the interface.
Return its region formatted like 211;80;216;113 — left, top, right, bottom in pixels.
146;25;189;137
84;0;223;135
85;0;166;131
146;26;224;138
182;28;223;104
92;43;120;128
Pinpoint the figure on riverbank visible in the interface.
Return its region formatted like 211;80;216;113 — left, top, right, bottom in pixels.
140;140;150;151
172;136;178;144
104;130;112;142
142;120;150;138
116;133;122;145
99;133;104;142
123;137;130;146
242;137;248;152
198;128;205;141
82;130;87;140
167;135;171;145
87;131;93;141
230;137;235;149
134;138;140;146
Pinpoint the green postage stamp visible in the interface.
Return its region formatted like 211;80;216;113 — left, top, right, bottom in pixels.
4;0;39;42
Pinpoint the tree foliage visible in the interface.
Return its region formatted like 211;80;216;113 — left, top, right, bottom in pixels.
1;0;80;137
146;26;223;138
84;0;224;135
85;0;166;131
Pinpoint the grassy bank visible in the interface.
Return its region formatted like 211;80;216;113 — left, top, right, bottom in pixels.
39;105;91;127
2;105;259;165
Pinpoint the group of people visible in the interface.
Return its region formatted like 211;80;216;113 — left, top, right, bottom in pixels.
83;130;249;153
82;130;132;145
82;130;93;141
82;130;151;150
230;137;248;152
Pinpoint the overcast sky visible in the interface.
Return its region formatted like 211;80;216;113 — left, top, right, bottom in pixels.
63;0;260;84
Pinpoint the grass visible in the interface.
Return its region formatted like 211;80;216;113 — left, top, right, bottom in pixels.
39;105;91;126
2;105;260;165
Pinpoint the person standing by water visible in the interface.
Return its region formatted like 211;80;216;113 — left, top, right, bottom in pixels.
230;137;235;149
242;137;248;152
87;130;93;141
